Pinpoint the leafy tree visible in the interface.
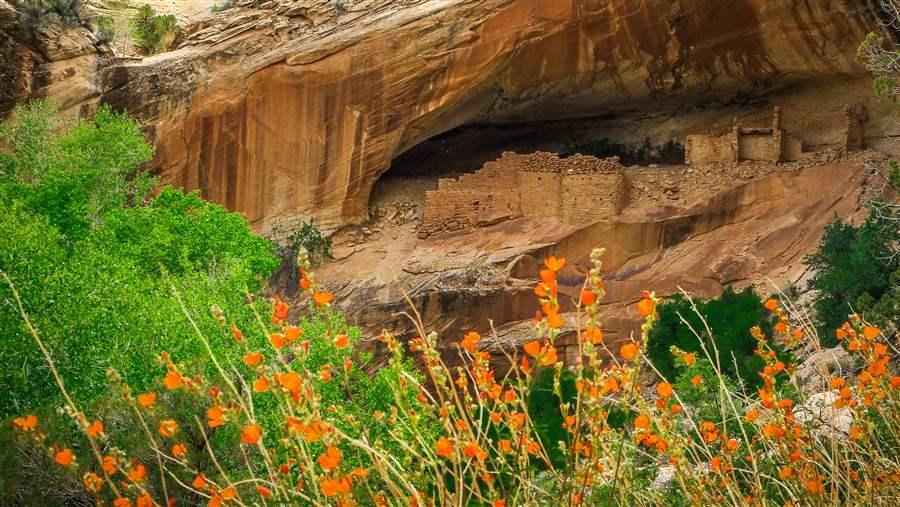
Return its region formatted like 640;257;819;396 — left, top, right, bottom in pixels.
805;209;899;345
130;4;177;55
13;0;86;29
0;101;278;418
645;287;775;390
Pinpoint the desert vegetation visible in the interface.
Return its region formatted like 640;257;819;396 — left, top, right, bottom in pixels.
0;102;897;507
1;5;899;505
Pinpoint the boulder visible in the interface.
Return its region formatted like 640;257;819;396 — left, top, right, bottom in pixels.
794;346;861;394
794;391;854;437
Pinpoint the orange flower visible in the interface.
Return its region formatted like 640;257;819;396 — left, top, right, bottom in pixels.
159;419;178;437
163;371;183;390
272;296;289;324
243;351;263;366
12;414;37;431
284;326;302;342
102;455;117;475
805;476;825;494
230;322;243;342
460;331;480;354
683;352;695;365
656;382;673;398
256;486;273;498
523;340;541;357
351;467;369;478
85;420;104;437
774;322;787;333
464;441;484;460
253;376;269;392
636;297;655;317
862;325;881;339
192;473;208;490
319;364;333;382
498;439;512;453
334;333;350;349
891;376;900;389
83;471;103;493
128;464;147;482
317;446;342;470
276;371;302;401
171;443;187;458
137;392;156;408
55;448;74;466
540;269;556;286
313;291;334;307
620;343;639;361
540;346;558;366
113;499;132;507
580;290;596;306
270;333;286;349
207;406;225;428
691;375;703;387
831;377;846;389
763;299;778;311
321;477;351;497
436;436;454;458
221;487;237;500
545;308;564;328
582;326;603;344
634;414;650;430
544;256;566;271
241;424;262;444
779;466;793;480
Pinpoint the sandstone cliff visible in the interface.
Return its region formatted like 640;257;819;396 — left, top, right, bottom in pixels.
2;0;889;230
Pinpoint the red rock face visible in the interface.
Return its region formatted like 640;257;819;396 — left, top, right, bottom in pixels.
81;0;883;230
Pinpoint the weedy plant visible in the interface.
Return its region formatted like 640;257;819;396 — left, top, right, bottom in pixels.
5;247;900;506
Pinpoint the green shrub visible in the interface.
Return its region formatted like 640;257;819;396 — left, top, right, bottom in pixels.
130;4;177;55
13;0;86;29
211;0;234;12
527;366;577;469
0;101;278;418
645;287;776;390
94;14;115;43
804;209;899;346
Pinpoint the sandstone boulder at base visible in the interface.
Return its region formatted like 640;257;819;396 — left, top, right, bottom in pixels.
794;391;854;438
794;346;861;394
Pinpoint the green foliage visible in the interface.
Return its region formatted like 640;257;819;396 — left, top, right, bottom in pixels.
858;32;899;104
561;137;685;165
645;287;775;390
0;101;278;419
527;367;577;469
211;0;234;12
804;209;899;346
13;0;86;29
672;357;742;423
269;219;332;290
272;219;332;267
94;14;115;42
129;4;177;55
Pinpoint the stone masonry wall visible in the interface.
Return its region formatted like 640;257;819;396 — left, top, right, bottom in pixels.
685;133;736;164
418;151;628;238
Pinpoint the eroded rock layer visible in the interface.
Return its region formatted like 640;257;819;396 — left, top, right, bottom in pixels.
3;0;886;230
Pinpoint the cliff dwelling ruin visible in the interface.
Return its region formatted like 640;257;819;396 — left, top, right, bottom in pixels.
417;152;629;238
685;106;868;165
